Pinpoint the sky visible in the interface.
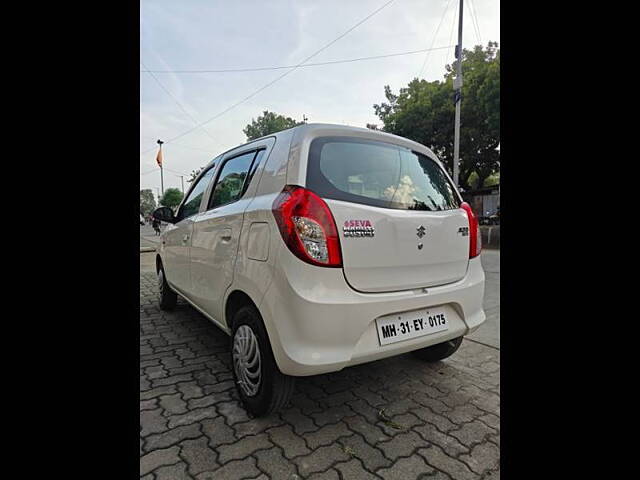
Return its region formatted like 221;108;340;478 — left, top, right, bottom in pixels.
140;0;500;198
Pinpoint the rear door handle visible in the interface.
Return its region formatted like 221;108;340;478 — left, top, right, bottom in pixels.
220;233;232;241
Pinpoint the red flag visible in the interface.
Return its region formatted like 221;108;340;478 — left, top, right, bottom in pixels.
156;147;163;167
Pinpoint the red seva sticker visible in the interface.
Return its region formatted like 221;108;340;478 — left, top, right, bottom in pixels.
344;219;372;228
343;219;375;237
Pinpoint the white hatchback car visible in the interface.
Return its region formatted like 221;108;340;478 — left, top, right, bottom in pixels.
152;124;485;416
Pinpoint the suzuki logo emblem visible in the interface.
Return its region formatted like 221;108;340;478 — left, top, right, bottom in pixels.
416;225;426;238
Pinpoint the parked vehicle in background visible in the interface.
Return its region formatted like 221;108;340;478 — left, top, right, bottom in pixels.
489;206;500;225
139;214;145;226
479;207;500;226
152;124;485;417
461;185;499;226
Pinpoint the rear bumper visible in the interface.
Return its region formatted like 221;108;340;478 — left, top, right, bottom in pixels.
259;251;485;376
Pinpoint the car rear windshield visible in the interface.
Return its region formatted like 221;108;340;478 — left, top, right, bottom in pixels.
306;136;461;211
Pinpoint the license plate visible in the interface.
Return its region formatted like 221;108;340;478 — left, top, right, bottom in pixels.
376;307;449;346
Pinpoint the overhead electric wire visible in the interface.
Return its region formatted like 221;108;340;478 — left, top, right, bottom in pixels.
138;44;456;159
139;141;215;178
467;0;483;45
417;0;453;79
165;167;192;176
447;0;459;64
141;61;218;144
142;45;454;74
139;139;216;158
464;0;480;45
140;131;217;153
140;0;396;154
140;166;190;177
161;141;215;153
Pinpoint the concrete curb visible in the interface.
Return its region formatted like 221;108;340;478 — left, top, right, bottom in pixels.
140;235;159;254
480;225;500;249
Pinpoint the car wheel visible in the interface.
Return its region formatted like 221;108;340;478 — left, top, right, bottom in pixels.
157;266;177;311
412;336;463;362
231;305;295;417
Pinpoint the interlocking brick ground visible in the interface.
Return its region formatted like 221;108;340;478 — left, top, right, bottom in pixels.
140;272;500;479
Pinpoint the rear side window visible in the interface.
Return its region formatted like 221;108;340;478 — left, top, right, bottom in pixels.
209;150;258;209
306;137;460;211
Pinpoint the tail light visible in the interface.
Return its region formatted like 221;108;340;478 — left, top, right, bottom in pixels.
461;202;481;258
272;185;342;267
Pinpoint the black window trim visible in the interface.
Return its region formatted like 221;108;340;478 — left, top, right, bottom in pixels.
206;148;265;211
174;161;218;222
241;148;267;197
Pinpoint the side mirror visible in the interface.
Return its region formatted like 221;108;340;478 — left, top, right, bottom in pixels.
152;206;176;224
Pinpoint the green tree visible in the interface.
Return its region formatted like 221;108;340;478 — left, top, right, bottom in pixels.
466;171;499;189
159;188;184;210
140;189;156;215
243;111;304;141
485;172;500;187
373;42;500;191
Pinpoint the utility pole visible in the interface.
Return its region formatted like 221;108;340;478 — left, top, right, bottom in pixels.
496;143;500;197
157;139;165;197
179;175;184;194
452;0;464;187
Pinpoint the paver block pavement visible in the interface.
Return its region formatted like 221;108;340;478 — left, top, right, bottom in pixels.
140;271;500;478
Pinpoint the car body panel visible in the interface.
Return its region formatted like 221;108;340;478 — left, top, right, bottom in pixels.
326;199;470;292
190;197;251;324
187;137;277;327
161;218;195;292
259;239;484;375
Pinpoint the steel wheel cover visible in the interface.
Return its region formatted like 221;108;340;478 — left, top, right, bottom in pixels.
233;325;262;397
158;270;164;295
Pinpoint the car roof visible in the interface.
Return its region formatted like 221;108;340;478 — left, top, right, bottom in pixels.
289;123;432;151
202;123;438;171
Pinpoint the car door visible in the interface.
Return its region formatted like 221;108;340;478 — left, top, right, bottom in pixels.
190;146;269;323
162;165;217;294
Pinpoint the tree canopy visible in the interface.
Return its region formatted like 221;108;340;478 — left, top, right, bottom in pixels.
373;42;500;191
243;111;304;141
159;188;184;209
140;189;156;215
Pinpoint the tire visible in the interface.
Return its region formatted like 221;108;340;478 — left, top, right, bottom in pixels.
412;336;463;362
157;265;177;311
231;305;295;417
